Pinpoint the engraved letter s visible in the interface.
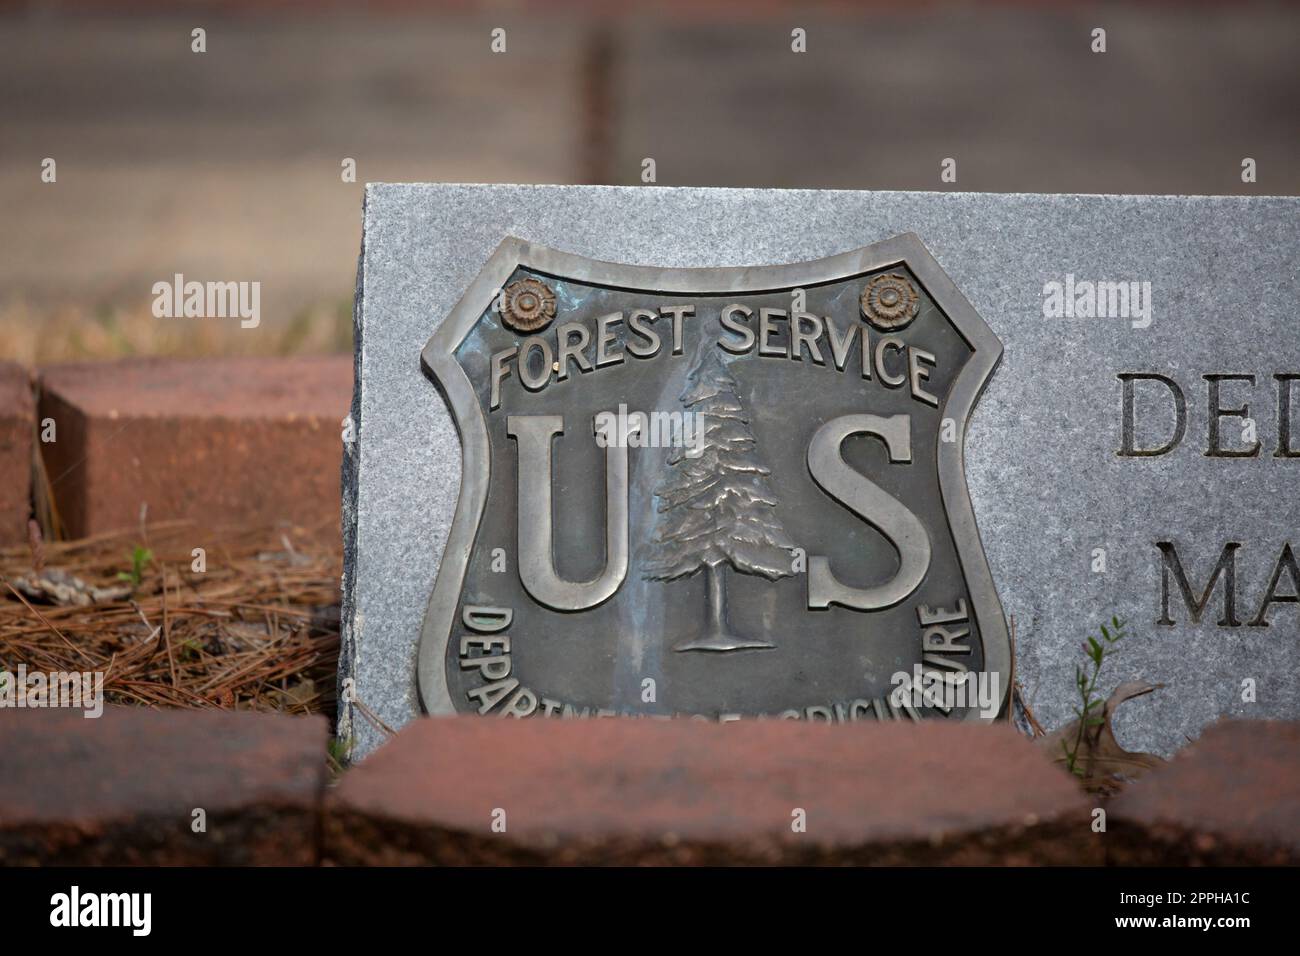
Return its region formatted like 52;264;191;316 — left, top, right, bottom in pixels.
806;414;931;611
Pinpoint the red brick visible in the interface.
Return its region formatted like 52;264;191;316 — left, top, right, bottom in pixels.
0;704;328;865
325;717;1098;865
1108;719;1300;866
38;356;351;538
0;361;34;544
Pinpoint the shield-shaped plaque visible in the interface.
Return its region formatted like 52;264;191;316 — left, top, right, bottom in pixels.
419;234;1009;722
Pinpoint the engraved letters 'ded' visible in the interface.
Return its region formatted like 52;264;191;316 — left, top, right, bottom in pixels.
418;235;1009;722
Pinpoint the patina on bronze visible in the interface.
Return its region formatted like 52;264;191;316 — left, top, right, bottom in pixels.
419;234;1009;722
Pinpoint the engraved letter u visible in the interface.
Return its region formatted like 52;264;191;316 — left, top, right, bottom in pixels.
507;415;629;611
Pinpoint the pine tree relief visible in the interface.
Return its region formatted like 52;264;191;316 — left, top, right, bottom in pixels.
642;344;797;651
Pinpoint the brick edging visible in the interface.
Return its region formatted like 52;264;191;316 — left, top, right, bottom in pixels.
1;705;1293;866
0;356;354;545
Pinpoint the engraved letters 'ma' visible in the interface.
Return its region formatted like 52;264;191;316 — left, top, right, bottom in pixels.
419;235;1009;722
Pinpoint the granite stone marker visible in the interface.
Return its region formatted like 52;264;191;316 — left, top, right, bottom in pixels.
340;184;1300;762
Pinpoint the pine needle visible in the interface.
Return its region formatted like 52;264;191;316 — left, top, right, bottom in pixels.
0;520;340;719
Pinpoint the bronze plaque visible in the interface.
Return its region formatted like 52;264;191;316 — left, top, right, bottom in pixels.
419;234;1009;722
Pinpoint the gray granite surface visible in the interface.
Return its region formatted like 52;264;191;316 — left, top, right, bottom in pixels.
341;184;1300;761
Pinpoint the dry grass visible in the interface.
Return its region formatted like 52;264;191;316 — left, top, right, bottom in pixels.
0;519;341;720
0;297;353;366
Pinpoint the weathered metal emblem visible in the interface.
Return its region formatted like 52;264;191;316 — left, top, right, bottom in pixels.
419;234;1009;722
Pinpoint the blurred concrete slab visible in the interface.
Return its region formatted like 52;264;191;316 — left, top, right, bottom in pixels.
615;6;1300;193
0;14;586;323
1;4;1296;351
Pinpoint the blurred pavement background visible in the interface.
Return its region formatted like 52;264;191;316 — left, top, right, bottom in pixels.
1;0;1297;363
